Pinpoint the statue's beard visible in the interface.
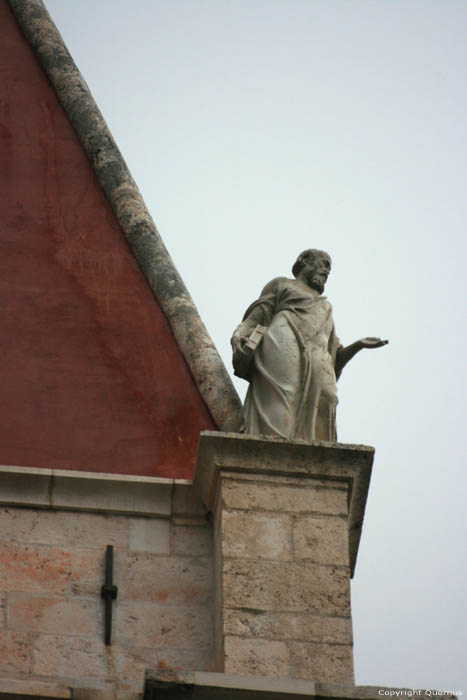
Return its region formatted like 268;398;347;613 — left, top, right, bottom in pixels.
307;271;326;294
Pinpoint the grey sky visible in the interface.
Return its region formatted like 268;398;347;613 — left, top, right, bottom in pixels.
43;0;467;691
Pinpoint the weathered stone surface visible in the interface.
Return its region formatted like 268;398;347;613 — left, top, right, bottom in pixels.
0;678;72;699
0;507;129;548
0;466;174;517
171;482;208;525
145;670;319;698
0;629;30;673
115;601;212;649
32;635;107;679
0;592;6;628
221;477;348;516
195;432;373;578
52;471;172;516
8;594;99;636
222;510;292;561
0;543;75;594
0;484;215;694
196;433;374;487
223;636;289;678
69;549;105;597
223;609;353;645
194;434;362;682
0;543;101;599
73;690;121;700
289;642;354;683
223;559;350;616
118;553;213;604
170;524;212;557
129;518;170;554
111;644;215;682
0;465;51;508
293;515;349;566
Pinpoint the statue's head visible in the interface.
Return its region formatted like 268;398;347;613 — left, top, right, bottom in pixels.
292;249;331;293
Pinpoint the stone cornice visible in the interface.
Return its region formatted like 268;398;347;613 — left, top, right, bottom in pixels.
0;464;207;523
194;432;374;578
144;672;454;700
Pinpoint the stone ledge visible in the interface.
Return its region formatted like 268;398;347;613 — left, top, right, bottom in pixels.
144;672;457;700
0;465;205;522
52;469;172;516
0;677;72;698
145;670;317;698
194;432;374;577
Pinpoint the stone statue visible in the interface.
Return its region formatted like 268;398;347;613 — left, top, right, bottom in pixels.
231;249;388;442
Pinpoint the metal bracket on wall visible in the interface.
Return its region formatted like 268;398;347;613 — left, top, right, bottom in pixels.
101;545;118;645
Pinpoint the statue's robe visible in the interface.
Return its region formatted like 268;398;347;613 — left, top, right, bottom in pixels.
236;276;341;442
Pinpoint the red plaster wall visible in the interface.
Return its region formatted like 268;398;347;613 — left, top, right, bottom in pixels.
0;1;216;478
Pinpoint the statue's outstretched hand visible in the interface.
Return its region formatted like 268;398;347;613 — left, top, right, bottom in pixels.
359;337;389;349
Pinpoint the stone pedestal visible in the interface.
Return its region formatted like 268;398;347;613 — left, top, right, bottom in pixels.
194;432;374;685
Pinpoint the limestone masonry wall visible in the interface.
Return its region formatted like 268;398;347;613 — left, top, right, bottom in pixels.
216;473;354;683
193;433;375;687
0;437;374;698
0;491;214;698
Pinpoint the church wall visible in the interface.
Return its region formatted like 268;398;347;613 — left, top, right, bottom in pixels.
0;0;216;479
0;471;214;699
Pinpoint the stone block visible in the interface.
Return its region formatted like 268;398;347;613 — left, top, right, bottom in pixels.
170;524;213;557
221;477;348;516
145;670;320;698
0;592;6;628
32;634;106;679
222;510;292;561
0;678;72;698
52;469;172;517
223;636;289;678
0;629;30;673
0;508;129;549
115;601;213;649
223;560;350;616
110;644;215;685
171;482;207;525
0;543;75;594
69;548;105;597
8;594;100;636
118;553;213;604
0;466;174;518
73;689;144;700
0;464;51;508
73;691;119;700
129;518;170;554
223;609;353;645
293;515;349;566
0;541;103;598
289;641;354;683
